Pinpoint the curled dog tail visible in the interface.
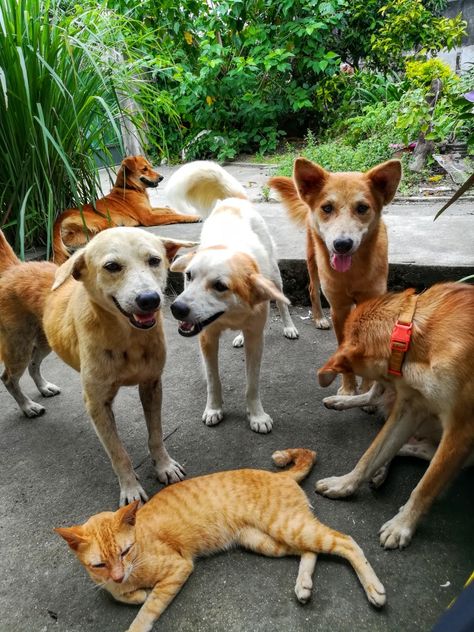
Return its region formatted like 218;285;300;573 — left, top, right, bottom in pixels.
268;176;309;227
164;160;247;218
0;230;20;274
52;215;71;265
272;448;317;483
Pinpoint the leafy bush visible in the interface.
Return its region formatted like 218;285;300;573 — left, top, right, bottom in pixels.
405;58;456;89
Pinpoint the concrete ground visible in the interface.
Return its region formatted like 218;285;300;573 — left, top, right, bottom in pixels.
1;163;473;632
1;307;473;632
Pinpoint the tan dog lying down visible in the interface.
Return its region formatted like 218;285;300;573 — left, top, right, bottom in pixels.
53;155;200;264
317;283;474;549
0;228;196;505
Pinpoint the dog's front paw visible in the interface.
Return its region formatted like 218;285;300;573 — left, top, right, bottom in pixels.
283;325;299;340
379;509;414;550
119;480;148;507
202;408;224;426
315;474;357;498
39;382;61;397
232;333;244;348
22;400;46;418
314;316;331;330
155;457;186;485
248;412;273;434
323;395;348;410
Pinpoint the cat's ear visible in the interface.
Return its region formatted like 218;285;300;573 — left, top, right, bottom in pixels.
54;526;88;551
116;500;140;527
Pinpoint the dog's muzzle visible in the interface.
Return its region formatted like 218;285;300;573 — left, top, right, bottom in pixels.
170;300;224;337
112;296;159;330
140;176;162;188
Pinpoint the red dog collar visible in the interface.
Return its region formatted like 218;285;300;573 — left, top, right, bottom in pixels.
388;293;418;377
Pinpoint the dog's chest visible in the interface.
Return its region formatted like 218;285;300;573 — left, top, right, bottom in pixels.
100;341;164;386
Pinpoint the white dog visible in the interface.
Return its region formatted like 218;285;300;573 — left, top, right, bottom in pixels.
166;161;299;433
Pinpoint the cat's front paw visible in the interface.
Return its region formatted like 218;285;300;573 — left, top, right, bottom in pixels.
315;474;357;498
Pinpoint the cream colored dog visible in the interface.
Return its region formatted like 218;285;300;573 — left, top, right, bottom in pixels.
166;161;298;434
0;228;195;505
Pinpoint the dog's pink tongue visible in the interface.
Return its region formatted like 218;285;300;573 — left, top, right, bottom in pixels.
330;253;352;272
134;313;155;325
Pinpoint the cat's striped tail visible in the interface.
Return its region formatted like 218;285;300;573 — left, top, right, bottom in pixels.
272;448;317;483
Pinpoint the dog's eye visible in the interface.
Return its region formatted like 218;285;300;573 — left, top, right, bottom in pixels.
148;256;161;267
213;280;228;292
91;562;106;569
121;545;133;558
356;203;369;214
185;271;192;282
104;262;122;273
142;167;148;172
321;204;333;214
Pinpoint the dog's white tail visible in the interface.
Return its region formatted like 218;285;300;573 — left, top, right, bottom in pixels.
164;161;247;218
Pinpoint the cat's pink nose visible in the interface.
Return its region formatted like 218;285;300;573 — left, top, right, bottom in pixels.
111;566;124;583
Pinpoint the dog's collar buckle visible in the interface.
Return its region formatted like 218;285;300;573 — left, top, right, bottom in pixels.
390;322;413;353
388;294;418;377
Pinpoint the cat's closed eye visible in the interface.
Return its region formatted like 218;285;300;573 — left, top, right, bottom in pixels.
121;544;133;558
91;562;106;569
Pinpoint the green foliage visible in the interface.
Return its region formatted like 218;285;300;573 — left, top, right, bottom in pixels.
79;0;466;162
405;58;457;89
369;0;466;69
0;0;173;254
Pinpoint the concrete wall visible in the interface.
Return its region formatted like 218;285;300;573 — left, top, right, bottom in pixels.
438;0;474;70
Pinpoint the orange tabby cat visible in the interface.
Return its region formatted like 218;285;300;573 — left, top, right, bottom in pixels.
55;449;386;632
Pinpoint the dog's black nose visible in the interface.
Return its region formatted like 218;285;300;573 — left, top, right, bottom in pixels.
158;175;164;183
170;300;190;320
333;238;354;254
136;291;160;312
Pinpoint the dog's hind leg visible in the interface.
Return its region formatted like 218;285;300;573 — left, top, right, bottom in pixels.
307;228;330;330
82;380;148;506
1;334;46;418
28;333;60;398
139;379;185;486
269;260;299;340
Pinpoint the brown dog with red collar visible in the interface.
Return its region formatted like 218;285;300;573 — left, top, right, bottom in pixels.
316;282;474;549
269;158;401;395
53;156;200;264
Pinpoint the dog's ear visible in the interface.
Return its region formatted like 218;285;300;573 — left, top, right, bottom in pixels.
161;239;199;264
318;352;353;387
54;525;88;551
121;156;138;173
52;249;86;290
170;251;195;273
249;274;290;306
293;158;328;206
366;159;402;205
116;500;140;527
